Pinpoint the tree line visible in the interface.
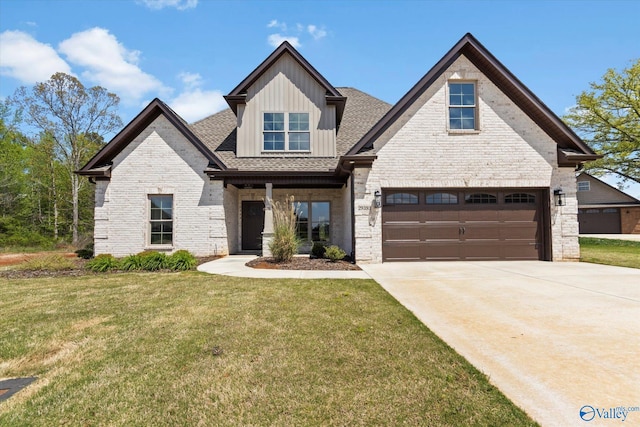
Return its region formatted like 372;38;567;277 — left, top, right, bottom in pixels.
1;60;638;250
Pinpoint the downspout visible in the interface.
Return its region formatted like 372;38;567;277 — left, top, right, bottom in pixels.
350;170;356;263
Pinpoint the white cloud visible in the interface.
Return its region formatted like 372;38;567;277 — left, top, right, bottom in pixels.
0;30;72;84
307;25;327;40
178;71;202;89
268;34;301;48
58;27;168;103
267;20;287;31
138;0;197;10
170;72;226;122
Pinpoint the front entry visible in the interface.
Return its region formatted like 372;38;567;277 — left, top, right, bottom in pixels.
242;201;264;251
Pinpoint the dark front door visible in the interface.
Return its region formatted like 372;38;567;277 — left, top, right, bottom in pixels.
242;201;264;251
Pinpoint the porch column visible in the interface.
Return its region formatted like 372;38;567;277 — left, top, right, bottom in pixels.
262;182;274;257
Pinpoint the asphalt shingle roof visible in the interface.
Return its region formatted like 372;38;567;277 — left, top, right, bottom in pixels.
189;87;390;172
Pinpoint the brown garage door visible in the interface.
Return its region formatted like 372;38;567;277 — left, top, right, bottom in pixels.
382;189;546;261
578;208;621;234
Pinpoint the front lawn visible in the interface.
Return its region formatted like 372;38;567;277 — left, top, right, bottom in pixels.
580;237;640;269
0;273;536;426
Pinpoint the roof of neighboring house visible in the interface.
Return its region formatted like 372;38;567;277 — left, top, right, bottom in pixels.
343;33;600;166
190;87;391;172
577;172;640;206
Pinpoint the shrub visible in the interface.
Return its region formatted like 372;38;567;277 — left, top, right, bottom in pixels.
75;243;94;259
18;254;75;271
324;245;346;262
0;217;55;250
139;251;168;271
120;254;143;271
268;196;300;263
311;241;327;259
86;254;119;272
167;250;197;271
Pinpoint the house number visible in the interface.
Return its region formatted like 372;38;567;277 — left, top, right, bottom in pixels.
358;206;370;211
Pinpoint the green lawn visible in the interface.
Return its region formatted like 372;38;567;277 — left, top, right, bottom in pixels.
580;237;640;269
0;272;537;426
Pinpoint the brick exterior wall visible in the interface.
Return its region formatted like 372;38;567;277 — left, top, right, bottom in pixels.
93;115;229;257
353;55;580;263
621;207;640;234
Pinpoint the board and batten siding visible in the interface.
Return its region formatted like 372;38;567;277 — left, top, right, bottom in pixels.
236;54;337;157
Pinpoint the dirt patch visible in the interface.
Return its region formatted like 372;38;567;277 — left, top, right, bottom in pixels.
0;252;77;268
246;256;361;271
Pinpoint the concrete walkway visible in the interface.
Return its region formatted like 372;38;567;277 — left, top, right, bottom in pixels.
197;255;371;279
581;233;640;242
360;261;640;427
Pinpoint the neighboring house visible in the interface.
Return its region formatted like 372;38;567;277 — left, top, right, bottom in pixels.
576;172;640;234
78;33;600;262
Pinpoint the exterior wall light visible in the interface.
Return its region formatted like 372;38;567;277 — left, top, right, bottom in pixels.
374;190;382;208
553;188;565;206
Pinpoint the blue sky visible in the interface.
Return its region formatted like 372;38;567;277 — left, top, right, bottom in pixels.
1;0;639;196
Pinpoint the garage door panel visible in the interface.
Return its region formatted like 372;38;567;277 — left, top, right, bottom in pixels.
382;188;545;262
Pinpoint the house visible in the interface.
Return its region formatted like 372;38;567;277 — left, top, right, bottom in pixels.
77;33;600;262
576;172;640;234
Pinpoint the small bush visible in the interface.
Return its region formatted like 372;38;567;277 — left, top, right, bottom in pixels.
324;245;346;262
75;243;94;259
311;241;327;259
86;254;119;272
139;251;168;271
18;254;75;271
168;250;197;271
120;254;143;271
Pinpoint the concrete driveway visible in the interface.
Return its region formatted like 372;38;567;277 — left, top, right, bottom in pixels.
360;261;640;427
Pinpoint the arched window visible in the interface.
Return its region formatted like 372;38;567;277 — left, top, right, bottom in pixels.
465;193;497;204
385;193;418;205
505;193;536;204
426;193;458;204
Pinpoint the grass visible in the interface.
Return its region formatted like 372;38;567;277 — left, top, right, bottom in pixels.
0;273;537;426
580;237;640;269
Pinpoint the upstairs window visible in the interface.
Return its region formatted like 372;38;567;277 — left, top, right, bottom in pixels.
449;82;476;130
263;112;310;151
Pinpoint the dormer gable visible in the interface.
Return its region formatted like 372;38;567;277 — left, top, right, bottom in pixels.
224;42;346;158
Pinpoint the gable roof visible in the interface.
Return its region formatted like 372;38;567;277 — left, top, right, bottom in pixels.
77;98;226;176
344;33;600;165
224;41;347;125
577;172;640;205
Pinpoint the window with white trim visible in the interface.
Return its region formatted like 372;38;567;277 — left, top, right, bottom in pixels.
577;181;590;191
149;195;173;245
448;82;477;130
263;112;310;151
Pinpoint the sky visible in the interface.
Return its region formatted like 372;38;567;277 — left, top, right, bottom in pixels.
1;0;639;196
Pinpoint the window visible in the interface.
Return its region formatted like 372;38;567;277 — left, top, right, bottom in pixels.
505;193;536;204
263;112;310;151
385;193;419;205
465;193;497;204
150;195;173;245
294;201;330;242
426;193;458;204
449;82;476;130
577;181;590;191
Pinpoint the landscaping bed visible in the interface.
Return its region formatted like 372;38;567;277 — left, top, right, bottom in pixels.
246;255;360;271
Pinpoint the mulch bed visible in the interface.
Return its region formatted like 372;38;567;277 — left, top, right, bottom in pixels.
246;256;361;271
0;255;223;280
